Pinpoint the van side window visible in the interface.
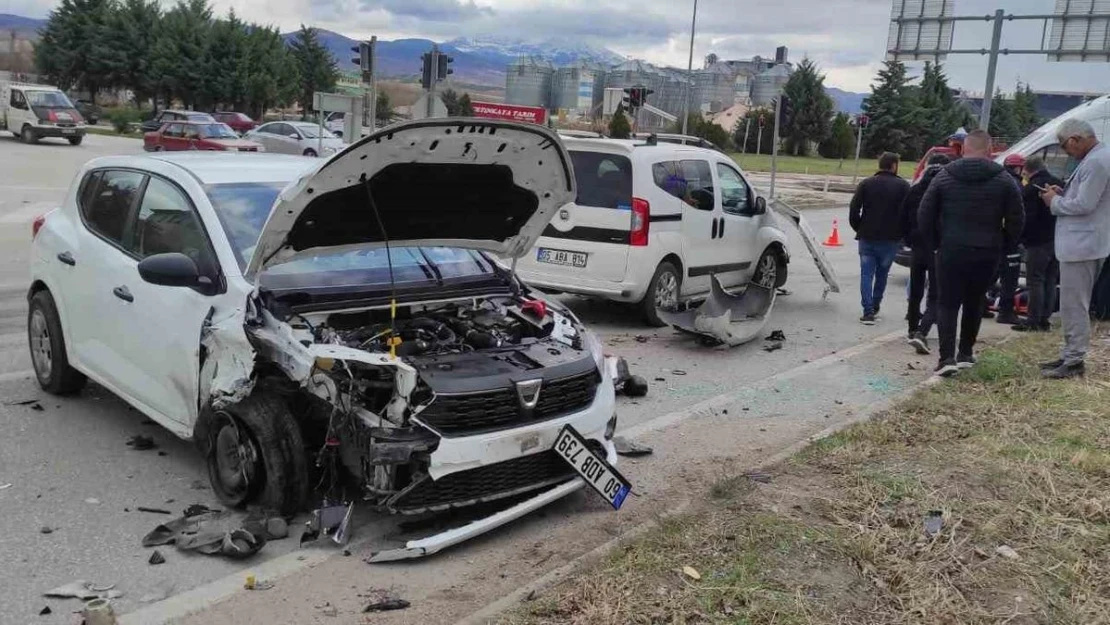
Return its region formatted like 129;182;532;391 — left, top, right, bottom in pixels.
569;151;632;209
10;90;26;108
679;160;715;211
652;161;687;199
716;163;750;214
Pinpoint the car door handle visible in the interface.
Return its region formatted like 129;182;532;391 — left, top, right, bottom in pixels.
112;286;134;303
57;251;76;266
718;217;725;237
711;219;718;239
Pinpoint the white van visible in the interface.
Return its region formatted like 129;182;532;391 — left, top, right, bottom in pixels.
1;82;87;145
998;93;1110;178
516;135;790;326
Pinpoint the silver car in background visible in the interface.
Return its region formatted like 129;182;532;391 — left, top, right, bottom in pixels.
244;121;346;157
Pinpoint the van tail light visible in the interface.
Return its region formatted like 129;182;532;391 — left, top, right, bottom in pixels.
32;214;47;240
630;197;650;246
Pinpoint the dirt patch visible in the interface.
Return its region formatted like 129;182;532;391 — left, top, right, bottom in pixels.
502;329;1110;625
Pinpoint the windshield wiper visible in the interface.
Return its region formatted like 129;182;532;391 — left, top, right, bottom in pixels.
415;249;444;285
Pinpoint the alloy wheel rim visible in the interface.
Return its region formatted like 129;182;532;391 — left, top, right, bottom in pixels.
756;255;777;288
655;272;678;309
29;309;52;380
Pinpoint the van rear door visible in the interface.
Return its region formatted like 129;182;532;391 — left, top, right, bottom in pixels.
535;149;632;282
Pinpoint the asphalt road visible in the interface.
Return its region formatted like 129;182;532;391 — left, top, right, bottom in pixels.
0;132;913;624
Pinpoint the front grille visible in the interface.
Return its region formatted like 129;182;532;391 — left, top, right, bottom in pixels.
418;370;600;436
387;442;603;514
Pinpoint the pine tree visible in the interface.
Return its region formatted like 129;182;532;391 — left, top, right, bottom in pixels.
818;112;855;159
781;57;834;156
241;25;295;118
861;60;912;158
106;0;160;107
35;0;114;98
151;0;213;109
289;25;338;116
609;109;631;139
987;88;1020;144
1012;82;1041;136
205;10;248;110
376;91;394;126
911;62;968;156
439;88;460;116
458;92;474;116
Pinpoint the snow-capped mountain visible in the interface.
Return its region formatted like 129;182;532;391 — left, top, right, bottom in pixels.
445;36;626;66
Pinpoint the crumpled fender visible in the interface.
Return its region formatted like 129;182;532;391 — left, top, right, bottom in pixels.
199;305;256;412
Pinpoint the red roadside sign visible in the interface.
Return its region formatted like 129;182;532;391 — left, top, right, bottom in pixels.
471;101;547;125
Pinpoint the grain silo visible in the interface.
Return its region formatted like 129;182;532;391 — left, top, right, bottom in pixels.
694;64;735;114
506;57;555;109
552;62;605;115
751;64;791;107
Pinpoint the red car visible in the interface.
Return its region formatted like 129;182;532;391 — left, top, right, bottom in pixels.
212;111;257;134
143;121;264;152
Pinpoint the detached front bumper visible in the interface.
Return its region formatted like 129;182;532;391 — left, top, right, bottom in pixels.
368;439;617;562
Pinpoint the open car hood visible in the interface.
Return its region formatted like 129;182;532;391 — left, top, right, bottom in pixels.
245;119;576;278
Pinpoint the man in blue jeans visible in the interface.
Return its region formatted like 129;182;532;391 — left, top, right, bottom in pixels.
850;152;910;325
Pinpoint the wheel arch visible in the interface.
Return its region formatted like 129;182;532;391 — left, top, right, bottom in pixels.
762;241;790;288
27;279;75;350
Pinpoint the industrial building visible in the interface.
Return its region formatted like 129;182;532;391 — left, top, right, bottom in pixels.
502;46;793;128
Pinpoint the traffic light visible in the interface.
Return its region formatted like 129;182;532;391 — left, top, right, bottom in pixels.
777;94;794;129
421;52;435;90
352;40;373;83
437;53;454;81
621;87;632;112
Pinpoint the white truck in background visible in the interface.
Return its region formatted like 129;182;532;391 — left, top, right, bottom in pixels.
1;81;88;145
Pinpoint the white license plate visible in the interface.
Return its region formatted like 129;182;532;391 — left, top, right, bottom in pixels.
62;129;76;134
554;425;631;509
537;247;587;268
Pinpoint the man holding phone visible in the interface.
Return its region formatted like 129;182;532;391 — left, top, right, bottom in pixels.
1039;118;1110;379
1014;156;1063;333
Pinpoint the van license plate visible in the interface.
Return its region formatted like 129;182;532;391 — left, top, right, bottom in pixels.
537;248;587;268
554;425;631;510
62;129;75;134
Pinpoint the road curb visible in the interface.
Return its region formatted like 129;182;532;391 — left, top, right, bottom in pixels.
452;358;942;625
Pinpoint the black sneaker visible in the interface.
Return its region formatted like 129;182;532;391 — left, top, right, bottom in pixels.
860;313;876;326
935;359;959;377
1042;361;1085;379
957;354;976;370
1039;359;1065;371
1012;322;1046;333
907;333;930;355
995;313;1020;325
982;310;996;319
874;305;882;319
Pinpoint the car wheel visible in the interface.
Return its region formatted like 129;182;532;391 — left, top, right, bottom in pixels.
153;145;164;151
27;290;87;395
206;393;308;516
20;125;37;144
67;136;83;146
752;248;785;289
303;148;317;157
641;261;681;327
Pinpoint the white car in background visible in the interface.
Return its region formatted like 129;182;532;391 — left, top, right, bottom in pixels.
245;121;345;157
26;120;626;560
516;134;791;326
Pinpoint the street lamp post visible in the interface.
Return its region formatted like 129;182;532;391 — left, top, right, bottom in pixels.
680;0;698;136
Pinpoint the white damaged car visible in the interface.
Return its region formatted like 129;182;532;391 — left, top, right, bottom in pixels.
27;119;628;560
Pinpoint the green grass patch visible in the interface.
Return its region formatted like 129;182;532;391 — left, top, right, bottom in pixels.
729;153;914;179
85;126;143;139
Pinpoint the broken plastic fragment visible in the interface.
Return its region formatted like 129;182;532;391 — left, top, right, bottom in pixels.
363;598;411;612
924;511;943;537
302;502;354;546
44;580;122;601
659;277;777;348
148;550;165;565
613;436;653;457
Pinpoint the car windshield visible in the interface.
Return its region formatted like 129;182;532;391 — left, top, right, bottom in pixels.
293;125;333;139
204;182;495;289
199;123;239;139
187;113;215;122
27;90;74;108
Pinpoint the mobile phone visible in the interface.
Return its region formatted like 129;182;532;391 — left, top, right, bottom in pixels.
1032;183;1049;192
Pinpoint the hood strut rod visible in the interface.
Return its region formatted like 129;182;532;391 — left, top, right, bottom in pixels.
363;179;401;358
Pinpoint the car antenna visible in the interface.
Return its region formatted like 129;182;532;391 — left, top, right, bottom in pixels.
362;177;401;359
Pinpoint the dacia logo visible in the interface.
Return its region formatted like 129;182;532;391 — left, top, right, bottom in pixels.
515;379;542;413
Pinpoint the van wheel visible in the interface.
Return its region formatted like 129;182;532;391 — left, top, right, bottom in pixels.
20;125;37;144
642;261;681;327
752;248;785;289
303;148;317;157
207;393;308;516
28;290;87;395
68;136;83;146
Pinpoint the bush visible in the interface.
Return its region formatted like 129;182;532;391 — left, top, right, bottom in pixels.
105;107;143;134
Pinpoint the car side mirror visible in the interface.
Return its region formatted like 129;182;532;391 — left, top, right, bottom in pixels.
138;253;201;288
754;196;767;215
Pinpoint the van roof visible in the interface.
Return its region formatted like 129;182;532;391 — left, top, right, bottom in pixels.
561;136;722;158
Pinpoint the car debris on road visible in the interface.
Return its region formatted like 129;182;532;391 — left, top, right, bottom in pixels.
44;580;122;601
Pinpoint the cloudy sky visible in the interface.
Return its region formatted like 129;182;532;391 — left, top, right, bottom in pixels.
10;0;1110;93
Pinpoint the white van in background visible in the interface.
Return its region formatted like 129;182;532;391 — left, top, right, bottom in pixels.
516;134;791;326
997;93;1110;178
1;81;88;145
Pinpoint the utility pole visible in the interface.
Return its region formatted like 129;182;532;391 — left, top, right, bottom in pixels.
368;36;377;132
680;0;698;136
770;95;782;199
979;10;1004;131
740;116;751;156
852;114;867;185
756;115;764;157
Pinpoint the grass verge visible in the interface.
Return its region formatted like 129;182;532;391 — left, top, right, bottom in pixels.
730;153;914;180
85;126;143;139
502;329;1110;625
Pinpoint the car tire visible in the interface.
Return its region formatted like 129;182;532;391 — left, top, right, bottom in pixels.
27;290;87;395
68;136;83;146
206;393;308;516
20;125;37;144
752;248;785;289
641;261;681;327
153;145;164;151
303;148;317;157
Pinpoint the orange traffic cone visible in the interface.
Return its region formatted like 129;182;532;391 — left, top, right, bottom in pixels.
822;219;844;247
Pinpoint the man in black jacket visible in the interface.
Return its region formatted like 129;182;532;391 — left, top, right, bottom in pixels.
901;153;950;354
1013;156;1063;332
850;152;910;325
919;130;1025;376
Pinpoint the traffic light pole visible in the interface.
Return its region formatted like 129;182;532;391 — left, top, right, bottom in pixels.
756;119;763;157
740;117;751;156
368;36;377;132
427;45;439;120
770;94;782;199
852;120;865;185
